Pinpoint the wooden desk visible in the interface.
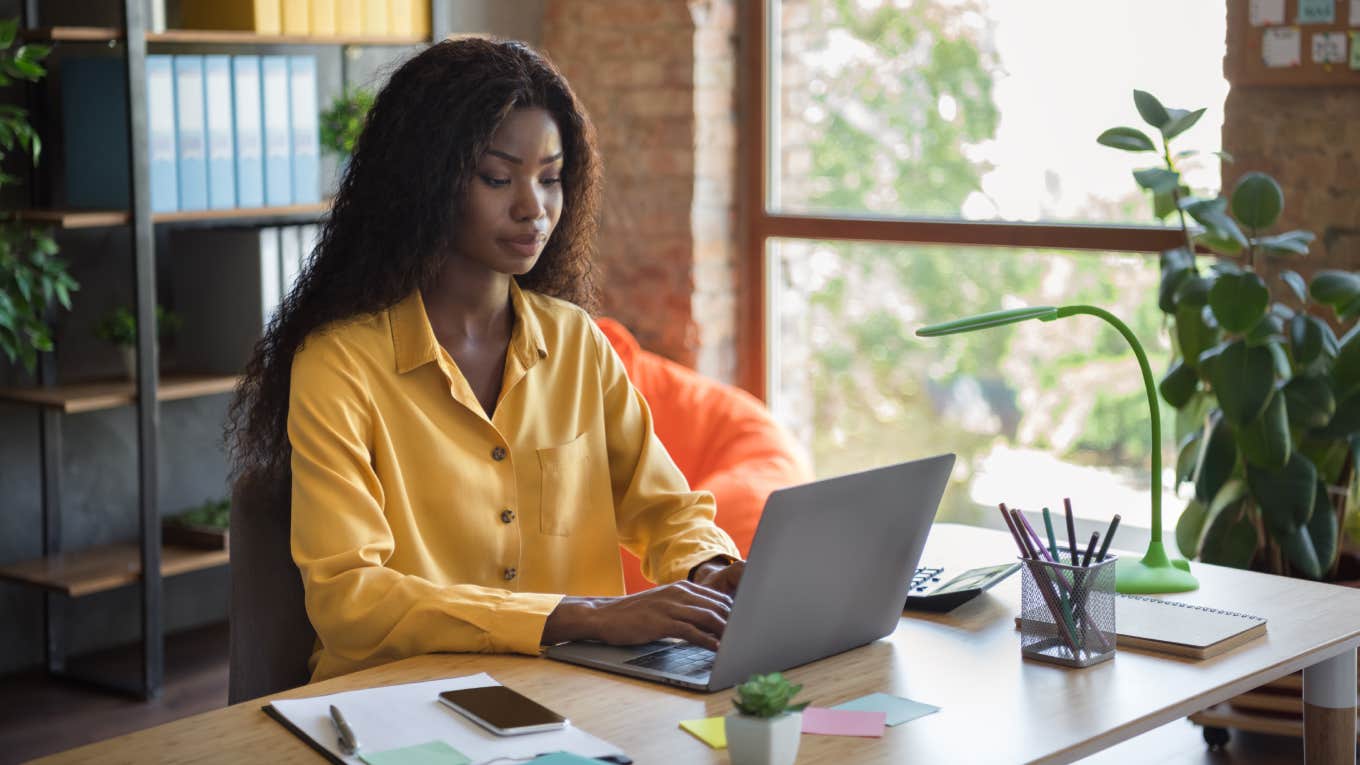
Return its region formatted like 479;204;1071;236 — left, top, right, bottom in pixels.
32;524;1360;764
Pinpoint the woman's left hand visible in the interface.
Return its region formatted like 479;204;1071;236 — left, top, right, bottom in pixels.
690;558;745;597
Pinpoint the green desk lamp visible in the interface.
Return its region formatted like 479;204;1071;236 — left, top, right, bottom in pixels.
917;305;1198;594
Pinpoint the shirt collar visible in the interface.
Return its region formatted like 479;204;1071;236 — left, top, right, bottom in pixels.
389;280;548;375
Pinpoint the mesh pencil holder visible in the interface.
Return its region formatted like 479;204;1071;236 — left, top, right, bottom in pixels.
1019;551;1117;668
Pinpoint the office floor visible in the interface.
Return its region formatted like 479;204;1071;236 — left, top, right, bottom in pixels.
0;621;1314;764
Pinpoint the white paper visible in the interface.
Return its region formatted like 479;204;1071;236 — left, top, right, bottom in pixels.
267;673;627;764
1352;0;1360;26
1251;0;1286;25
1312;31;1348;62
1263;27;1303;67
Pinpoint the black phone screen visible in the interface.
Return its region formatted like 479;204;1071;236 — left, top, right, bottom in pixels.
438;686;566;730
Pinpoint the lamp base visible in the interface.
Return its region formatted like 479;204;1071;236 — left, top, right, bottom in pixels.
1115;541;1199;594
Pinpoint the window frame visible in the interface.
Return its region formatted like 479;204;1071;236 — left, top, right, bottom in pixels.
735;0;1191;399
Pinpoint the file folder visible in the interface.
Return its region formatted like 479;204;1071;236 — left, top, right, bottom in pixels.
61;57;130;210
203;55;236;210
147;55;179;212
174;56;209;211
232;56;265;208
311;0;338;36
261;56;293;207
289;56;321;204
282;0;310;34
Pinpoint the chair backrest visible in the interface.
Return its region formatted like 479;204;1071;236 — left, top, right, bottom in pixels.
227;471;315;704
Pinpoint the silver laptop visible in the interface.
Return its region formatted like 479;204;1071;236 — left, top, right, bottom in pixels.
545;453;955;691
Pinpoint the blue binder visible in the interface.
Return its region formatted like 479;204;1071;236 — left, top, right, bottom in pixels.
147;55;179;212
203;55;236;210
288;56;320;204
173;56;208;211
231;56;265;208
261;56;293;207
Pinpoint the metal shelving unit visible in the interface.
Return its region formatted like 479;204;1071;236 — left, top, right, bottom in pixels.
4;1;453;700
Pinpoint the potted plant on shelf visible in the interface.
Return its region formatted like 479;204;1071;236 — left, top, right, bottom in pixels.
0;17;78;376
320;87;374;162
163;497;230;550
93;305;181;381
726;672;808;765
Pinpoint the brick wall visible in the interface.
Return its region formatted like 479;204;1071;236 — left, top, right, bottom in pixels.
542;0;739;381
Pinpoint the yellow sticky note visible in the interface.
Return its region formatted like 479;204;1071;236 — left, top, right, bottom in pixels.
679;717;727;749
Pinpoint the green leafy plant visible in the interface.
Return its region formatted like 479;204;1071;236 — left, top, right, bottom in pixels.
731;672;809;718
319;87;374;157
0;17;77;373
167;497;230;529
1100;89;1357;580
93;305;181;348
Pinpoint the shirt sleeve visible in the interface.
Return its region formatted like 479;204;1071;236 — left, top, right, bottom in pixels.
288;333;563;670
588;322;742;584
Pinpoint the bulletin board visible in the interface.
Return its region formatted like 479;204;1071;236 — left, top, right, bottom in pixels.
1227;0;1360;86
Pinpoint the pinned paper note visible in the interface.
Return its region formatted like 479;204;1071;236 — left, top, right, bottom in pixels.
678;718;728;750
1313;30;1349;62
359;741;470;765
1352;0;1360;25
1351;32;1360;66
832;692;941;727
800;707;886;738
1252;0;1287;25
1264;27;1303;66
1298;0;1337;23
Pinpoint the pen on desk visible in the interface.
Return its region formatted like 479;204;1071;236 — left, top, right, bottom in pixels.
329;704;360;756
1081;531;1100;567
1096;514;1121;561
1063;498;1079;566
1041;507;1059;560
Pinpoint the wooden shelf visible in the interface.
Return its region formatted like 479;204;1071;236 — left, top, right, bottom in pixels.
0;373;239;414
26;26;428;46
0;541;228;598
18;201;330;229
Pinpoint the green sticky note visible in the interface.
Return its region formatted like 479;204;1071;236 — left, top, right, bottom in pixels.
1351;32;1360;70
358;740;470;765
831;693;940;727
1298;0;1335;23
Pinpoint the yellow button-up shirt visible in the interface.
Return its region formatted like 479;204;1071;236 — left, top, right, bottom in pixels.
288;281;739;682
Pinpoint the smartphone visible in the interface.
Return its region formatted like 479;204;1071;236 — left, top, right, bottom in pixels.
437;685;568;736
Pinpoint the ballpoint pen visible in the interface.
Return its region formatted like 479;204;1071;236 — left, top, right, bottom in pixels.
329;704;360;756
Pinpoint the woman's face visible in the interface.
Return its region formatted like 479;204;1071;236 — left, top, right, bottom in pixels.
452;106;565;277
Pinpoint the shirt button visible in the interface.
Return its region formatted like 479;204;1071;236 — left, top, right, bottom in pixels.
503;567;517;581
491;446;507;461
500;509;515;524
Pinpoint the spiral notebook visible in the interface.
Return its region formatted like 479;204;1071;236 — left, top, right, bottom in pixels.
1015;595;1267;660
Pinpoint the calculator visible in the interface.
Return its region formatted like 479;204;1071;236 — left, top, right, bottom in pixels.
903;562;1022;612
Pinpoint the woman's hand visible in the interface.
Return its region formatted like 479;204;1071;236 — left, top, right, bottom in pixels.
542;581;733;651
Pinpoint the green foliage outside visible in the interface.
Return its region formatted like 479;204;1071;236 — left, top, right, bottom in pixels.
783;0;1169;524
732;672;809;718
319;87;374;157
94;305;181;348
1102;90;1360;580
0;17;78;373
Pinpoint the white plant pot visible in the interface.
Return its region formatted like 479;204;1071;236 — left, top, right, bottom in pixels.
725;711;802;765
120;346;138;382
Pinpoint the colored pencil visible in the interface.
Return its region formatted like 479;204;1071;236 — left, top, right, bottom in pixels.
1063;498;1079;566
1096;514;1121;562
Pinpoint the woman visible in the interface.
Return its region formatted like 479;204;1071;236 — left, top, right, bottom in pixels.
226;38;743;682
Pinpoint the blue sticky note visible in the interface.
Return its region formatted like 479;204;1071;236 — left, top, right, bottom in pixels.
831;692;940;727
528;753;608;765
358;740;470;765
1297;0;1335;24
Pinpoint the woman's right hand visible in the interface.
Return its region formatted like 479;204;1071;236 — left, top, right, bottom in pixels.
541;581;733;651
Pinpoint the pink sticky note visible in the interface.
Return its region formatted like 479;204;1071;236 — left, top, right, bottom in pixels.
800;706;886;737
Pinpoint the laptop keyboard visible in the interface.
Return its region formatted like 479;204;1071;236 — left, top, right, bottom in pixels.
624;644;716;677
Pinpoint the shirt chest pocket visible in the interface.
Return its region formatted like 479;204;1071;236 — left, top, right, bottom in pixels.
537;433;593;536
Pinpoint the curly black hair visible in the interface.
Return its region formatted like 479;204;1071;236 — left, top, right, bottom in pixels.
226;37;602;486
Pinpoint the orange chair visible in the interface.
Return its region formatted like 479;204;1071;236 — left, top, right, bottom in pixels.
596;318;812;593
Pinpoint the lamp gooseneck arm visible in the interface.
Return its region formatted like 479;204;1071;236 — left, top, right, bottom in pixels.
1051;305;1162;541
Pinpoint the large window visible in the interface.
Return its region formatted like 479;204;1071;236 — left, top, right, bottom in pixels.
743;0;1229;528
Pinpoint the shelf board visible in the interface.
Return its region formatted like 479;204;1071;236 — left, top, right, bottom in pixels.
0;542;229;598
26;26;427;46
0;373;239;414
18;201;330;229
